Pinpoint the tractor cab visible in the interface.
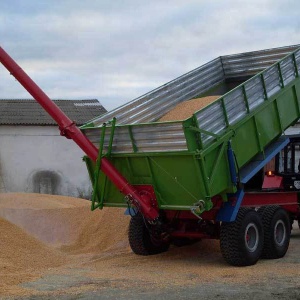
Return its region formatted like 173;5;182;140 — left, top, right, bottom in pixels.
246;134;300;192
273;135;300;191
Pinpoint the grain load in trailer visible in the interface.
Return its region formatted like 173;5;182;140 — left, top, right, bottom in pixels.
1;44;300;266
159;95;221;121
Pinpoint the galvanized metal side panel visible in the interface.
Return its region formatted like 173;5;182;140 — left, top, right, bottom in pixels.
222;44;300;78
84;126;133;153
83;45;300;155
280;56;296;85
82;45;299;131
86;58;224;126
196;46;300;147
224;88;247;125
296;49;300;73
263;65;281;98
196;100;227;145
244;76;265;110
131;123;187;152
82;45;299;130
83;122;187;153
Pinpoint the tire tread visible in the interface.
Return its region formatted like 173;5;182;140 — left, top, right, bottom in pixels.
128;213;169;256
258;205;290;259
220;208;263;266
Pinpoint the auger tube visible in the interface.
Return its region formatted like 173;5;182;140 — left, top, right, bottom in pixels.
0;46;159;221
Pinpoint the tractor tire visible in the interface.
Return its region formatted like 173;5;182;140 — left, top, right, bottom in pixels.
128;213;170;255
220;208;263;266
258;206;290;259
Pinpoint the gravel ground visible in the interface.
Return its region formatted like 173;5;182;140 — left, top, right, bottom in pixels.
1;193;300;299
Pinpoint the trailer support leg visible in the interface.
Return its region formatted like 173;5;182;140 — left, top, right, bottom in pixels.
216;189;245;222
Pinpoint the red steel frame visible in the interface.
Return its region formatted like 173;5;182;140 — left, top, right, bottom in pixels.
242;191;299;214
0;46;159;220
164;191;299;239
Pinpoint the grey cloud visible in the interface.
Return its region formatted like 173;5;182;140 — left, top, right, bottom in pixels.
1;0;300;111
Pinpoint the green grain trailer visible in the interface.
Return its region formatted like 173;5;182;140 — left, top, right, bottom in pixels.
1;44;300;266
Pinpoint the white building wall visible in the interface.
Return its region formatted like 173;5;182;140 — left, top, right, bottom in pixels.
0;125;92;198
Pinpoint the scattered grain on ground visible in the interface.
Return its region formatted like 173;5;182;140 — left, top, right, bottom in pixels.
0;193;300;299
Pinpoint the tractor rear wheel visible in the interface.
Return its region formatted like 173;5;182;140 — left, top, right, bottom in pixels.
128;213;170;255
220;208;263;266
258;206;290;259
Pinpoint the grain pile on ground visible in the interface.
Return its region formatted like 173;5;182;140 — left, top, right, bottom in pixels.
61;207;129;254
0;217;66;290
0;193;129;296
159;95;220;121
0;193;129;250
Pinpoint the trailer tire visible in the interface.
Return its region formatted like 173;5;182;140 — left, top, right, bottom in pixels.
258;206;290;259
220;208;263;266
128;213;170;255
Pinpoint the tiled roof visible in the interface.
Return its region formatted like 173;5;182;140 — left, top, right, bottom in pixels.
0;99;107;126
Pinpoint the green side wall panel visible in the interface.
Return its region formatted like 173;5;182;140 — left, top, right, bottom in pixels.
277;89;298;129
296;81;300;103
231;118;261;167
256;101;281;148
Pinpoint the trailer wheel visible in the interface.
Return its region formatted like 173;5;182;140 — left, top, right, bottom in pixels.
128;213;170;255
220;208;263;266
258;206;290;259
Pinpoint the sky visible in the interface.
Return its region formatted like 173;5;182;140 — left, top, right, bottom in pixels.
0;0;299;112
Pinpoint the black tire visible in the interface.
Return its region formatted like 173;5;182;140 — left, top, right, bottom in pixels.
220;208;263;266
128;213;170;255
258;206;290;259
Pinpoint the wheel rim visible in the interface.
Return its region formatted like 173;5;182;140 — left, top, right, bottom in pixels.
244;222;259;252
274;220;286;246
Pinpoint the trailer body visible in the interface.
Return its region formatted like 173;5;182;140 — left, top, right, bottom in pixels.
81;45;300;218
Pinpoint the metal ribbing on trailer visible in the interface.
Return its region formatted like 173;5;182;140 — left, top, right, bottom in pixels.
84;122;188;153
224;88;247;125
87;58;224;126
263;65;282;97
244;76;265;110
280;56;296;85
87;45;299;128
196;47;300;146
221;44;299;78
196;101;227;145
296;49;300;73
82;45;300;153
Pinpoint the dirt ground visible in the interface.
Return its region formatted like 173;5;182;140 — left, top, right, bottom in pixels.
1;193;300;300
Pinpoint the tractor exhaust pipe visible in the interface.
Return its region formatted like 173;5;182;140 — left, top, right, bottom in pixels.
0;46;159;221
